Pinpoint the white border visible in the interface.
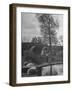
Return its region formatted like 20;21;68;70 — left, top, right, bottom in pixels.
16;7;68;83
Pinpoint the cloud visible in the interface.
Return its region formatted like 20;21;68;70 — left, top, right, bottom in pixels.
21;13;63;43
21;13;41;42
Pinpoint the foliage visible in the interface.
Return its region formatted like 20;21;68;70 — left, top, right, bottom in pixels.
31;36;43;44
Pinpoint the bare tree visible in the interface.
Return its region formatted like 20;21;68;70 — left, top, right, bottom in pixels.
37;14;59;63
37;14;59;45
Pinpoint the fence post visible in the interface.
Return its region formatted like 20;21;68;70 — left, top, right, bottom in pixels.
37;67;42;76
50;65;52;75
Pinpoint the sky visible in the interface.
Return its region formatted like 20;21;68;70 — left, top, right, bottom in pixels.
21;12;63;43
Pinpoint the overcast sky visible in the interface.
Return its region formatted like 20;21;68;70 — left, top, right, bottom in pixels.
21;12;63;43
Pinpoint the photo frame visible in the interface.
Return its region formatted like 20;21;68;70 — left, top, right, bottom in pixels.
9;3;70;86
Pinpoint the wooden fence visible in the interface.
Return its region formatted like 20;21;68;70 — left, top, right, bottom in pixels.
22;61;63;76
36;61;63;76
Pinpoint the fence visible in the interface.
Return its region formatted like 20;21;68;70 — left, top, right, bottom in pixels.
36;61;63;76
22;61;63;76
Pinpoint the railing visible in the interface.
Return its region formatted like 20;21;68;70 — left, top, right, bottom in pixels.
22;61;63;76
36;61;63;76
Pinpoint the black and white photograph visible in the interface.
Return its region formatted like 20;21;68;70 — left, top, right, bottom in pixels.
21;13;63;77
9;4;70;86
